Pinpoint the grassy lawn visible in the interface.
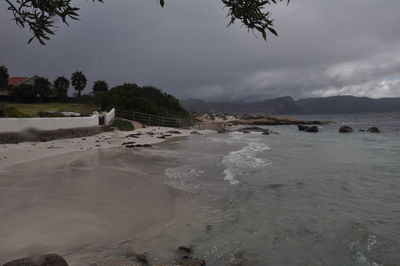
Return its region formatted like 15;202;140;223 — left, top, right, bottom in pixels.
0;102;99;117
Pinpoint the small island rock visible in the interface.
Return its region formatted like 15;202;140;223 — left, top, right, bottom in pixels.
305;126;319;133
367;127;380;133
339;126;353;133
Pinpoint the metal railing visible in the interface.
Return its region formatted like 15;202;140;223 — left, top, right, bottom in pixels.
116;110;191;128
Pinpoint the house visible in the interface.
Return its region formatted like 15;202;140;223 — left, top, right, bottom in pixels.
0;76;40;96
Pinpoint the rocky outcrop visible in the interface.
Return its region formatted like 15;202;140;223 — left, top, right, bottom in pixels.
305;126;319;133
298;125;309;131
367;127;380;133
3;254;68;266
339;126;354;133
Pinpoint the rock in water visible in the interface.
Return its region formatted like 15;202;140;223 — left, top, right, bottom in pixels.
367;127;380;133
339;126;354;133
3;254;68;266
298;125;309;131
305;126;319;133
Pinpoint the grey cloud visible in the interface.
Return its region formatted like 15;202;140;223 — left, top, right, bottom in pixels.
1;0;400;101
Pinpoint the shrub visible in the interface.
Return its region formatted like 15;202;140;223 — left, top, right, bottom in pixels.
0;105;30;118
111;119;134;131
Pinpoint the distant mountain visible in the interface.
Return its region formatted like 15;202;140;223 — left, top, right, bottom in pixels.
181;96;303;115
296;95;400;114
181;95;400;115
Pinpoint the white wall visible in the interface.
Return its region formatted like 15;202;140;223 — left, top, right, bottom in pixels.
0;114;99;133
104;108;115;126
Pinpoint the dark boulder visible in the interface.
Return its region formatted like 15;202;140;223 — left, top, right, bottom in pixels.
305;126;319;133
339;126;353;133
3;254;68;266
298;125;309;131
166;130;182;134
367;127;380;133
190;131;202;135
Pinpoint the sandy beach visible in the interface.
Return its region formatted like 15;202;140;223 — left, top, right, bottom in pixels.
0;127;212;170
0;127;214;265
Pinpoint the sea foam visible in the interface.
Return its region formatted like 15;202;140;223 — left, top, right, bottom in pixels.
222;141;271;185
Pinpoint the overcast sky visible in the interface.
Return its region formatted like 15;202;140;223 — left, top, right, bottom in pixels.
1;0;400;102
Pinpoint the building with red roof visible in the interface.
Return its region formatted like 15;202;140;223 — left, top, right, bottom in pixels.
0;76;39;96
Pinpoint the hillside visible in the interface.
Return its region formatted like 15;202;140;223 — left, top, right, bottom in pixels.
296;95;400;114
181;95;400;115
181;96;303;115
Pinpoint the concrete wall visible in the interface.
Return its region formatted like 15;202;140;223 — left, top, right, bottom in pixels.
104;108;115;126
0;108;116;133
0;114;99;133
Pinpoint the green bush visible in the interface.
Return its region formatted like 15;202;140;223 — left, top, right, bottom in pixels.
111;119;134;131
0;105;30;118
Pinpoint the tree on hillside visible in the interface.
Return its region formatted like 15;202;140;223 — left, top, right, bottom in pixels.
71;71;87;97
34;77;52;100
0;66;9;89
92;80;108;95
54;76;70;100
3;0;289;44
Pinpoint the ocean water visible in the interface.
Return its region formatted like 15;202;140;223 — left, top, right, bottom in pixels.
140;113;400;266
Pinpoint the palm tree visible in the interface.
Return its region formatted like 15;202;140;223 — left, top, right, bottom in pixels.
0;66;9;90
71;71;87;97
54;76;70;100
92;80;108;95
34;77;51;100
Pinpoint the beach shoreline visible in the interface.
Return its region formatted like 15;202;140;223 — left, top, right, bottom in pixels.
0;127;213;170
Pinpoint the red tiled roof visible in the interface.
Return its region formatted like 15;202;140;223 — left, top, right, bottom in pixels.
8;77;30;86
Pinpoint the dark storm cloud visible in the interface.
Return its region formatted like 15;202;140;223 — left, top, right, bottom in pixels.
1;0;400;101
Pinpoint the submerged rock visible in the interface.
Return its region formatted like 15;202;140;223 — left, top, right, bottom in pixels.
178;246;193;254
339;126;354;133
367;127;380;133
217;128;229;134
3;254;68;266
305;126;319;133
190;131;202;135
